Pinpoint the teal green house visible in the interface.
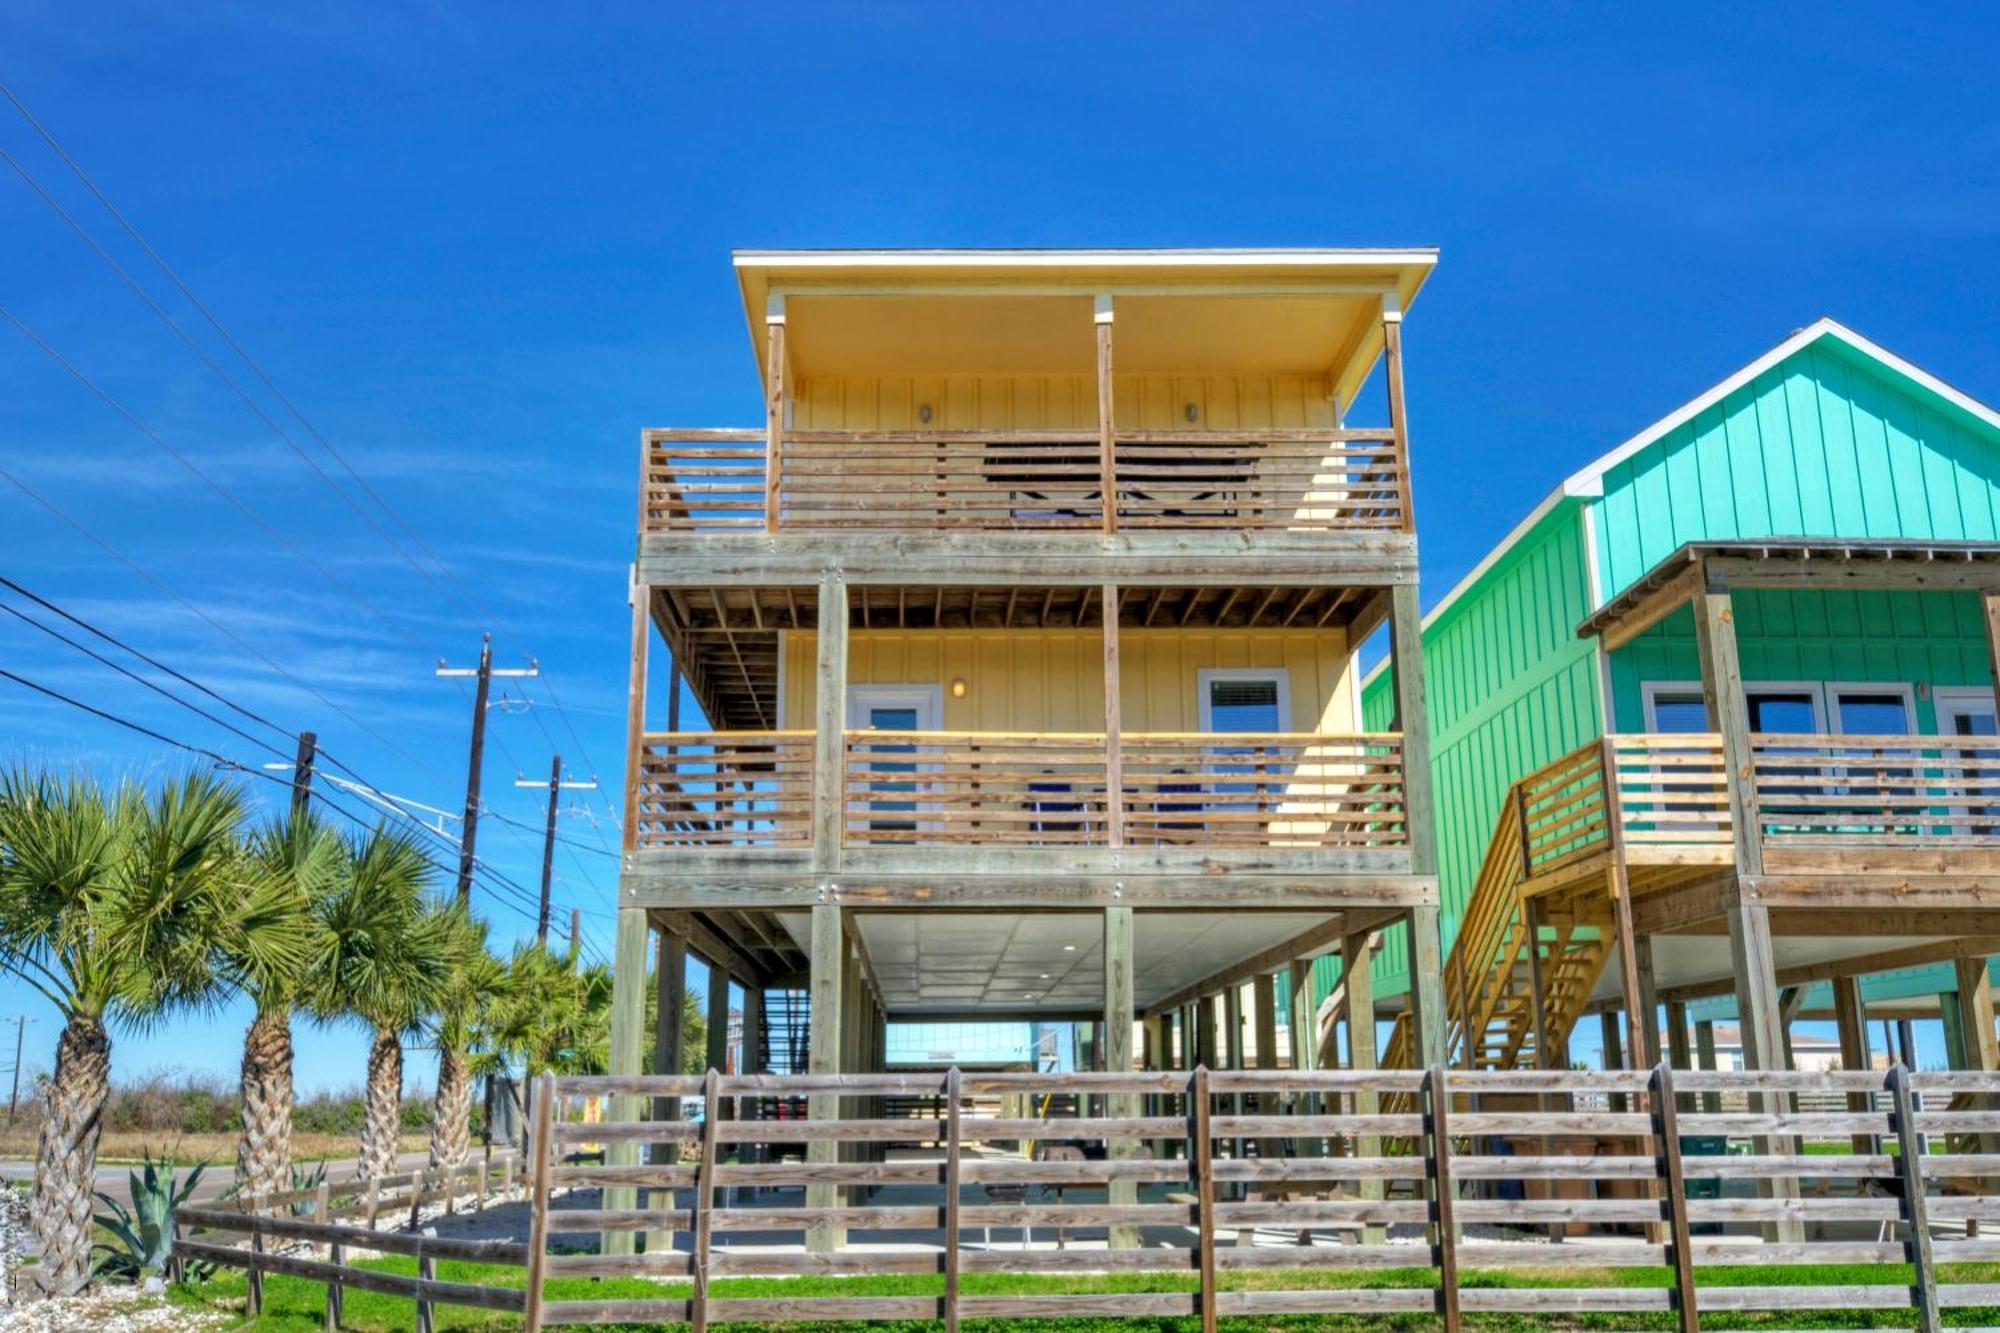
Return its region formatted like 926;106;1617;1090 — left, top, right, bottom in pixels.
1351;317;2000;1065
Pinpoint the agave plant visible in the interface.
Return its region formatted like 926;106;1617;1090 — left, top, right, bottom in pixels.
92;1152;210;1284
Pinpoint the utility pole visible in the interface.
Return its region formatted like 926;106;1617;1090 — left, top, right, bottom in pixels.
289;730;317;818
437;636;538;907
568;908;583;965
6;1016;30;1125
513;757;598;945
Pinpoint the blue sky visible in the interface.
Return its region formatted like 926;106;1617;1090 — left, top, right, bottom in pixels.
0;4;1995;1094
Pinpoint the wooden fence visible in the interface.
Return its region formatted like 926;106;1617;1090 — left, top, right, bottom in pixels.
175;1151;524;1329
174;1068;2000;1332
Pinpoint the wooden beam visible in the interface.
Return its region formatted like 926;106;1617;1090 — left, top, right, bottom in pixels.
1104;905;1138;1247
1594;560;1705;654
1727;896;1802;1241
620;584;649;855
1340;930;1384;1245
1662;934;2000;1003
1957;956;1999;1075
653;928;687;1088
813;578;848;872
637;528;1418;589
1102;582;1125;848
1287;958;1317;1072
1693;583;1763;876
1832;976;1875;1154
705;953;732;1075
763;300;784;533
602;906;649;1257
1380;301;1414;535
1096;294;1116;535
806;903;844;1253
1985;591;2000;708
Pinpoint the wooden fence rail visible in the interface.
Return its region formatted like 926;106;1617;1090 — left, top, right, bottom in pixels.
175;1069;2000;1331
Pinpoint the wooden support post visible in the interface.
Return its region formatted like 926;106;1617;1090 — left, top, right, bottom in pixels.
1649;1062;1700;1333
1101;581;1124;846
1423;1067;1461;1333
1666;999;1692;1114
1222;984;1244;1168
322;1239;344;1332
1984;590;2000;707
1195;994;1216;1069
807;903;845;1252
1602;746;1653;1069
1407;905;1447;1070
521;1072;554;1333
1104;905;1139;1246
1381;294;1415;533
1693;579;1764;876
1694;1019;1721;1114
705;957;731;1075
414;1248;435;1333
1955;956;2000;1216
1252;972;1279;1071
603;905;648;1256
944;1067;963;1333
1341;931;1385;1245
646;924;687;1252
691;1069;720;1333
1600;1010;1626;1112
1095;294;1116;534
763;295;785;531
1191;1066;1218;1333
620;583;649;858
813;577;849;869
1890;1063;1943;1333
246;1226;264;1315
1727;895;1801;1240
1832;976;1875;1154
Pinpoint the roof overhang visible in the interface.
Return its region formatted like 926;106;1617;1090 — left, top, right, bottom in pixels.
1577;538;2000;651
732;248;1436;405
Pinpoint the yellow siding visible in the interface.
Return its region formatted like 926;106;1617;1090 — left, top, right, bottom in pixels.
780;629;1357;733
791;374;1337;431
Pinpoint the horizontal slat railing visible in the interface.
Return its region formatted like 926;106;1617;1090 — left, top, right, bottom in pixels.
1113;429;1402;530
509;1065;2000;1332
642;428;767;532
1608;732;1733;848
635;732;814;849
1753;731;2000;848
641;427;1409;534
842;730;1406;849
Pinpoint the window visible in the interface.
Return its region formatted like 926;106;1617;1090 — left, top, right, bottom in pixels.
1198;669;1290;733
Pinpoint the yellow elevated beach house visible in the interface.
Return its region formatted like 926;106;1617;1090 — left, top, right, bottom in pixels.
608;250;1448;1209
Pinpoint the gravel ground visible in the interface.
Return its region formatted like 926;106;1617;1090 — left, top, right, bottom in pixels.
0;1284;227;1333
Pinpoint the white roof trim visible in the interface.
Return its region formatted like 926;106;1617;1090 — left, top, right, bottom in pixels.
734;247;1439;269
1361;317;2000;691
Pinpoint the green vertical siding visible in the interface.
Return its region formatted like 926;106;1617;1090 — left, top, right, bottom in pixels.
1357;504;1602;998
1609;589;1994;734
1591;338;2000;594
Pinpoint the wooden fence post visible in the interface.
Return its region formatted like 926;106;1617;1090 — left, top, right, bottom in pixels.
1889;1063;1941;1333
1191;1066;1217;1333
246;1221;264;1316
521;1072;556;1333
944;1067;963;1333
1649;1062;1699;1333
322;1239;343;1332
692;1067;721;1333
414;1242;435;1333
1424;1067;1461;1333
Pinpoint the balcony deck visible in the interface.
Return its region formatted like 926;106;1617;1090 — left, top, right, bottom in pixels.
1518;731;2000;920
635;427;1418;588
620;727;1427;912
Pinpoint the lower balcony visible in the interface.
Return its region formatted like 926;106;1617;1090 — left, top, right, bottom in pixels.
625;728;1419;909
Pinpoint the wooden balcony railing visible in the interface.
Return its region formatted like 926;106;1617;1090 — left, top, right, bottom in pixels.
1516;734;1731;880
843;730;1406;849
1752;733;2000;846
633;732;814;848
640;427;1406;535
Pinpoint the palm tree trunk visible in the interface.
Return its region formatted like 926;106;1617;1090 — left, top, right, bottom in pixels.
428;1047;472;1171
358;1028;402;1181
31;1015;109;1298
236;1008;295;1202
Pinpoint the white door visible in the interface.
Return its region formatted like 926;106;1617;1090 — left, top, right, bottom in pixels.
847;686;943;838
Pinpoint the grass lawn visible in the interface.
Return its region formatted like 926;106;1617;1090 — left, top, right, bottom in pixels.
168;1256;2000;1331
0;1130;430;1167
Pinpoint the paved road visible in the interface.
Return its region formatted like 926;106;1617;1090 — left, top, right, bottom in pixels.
0;1149;434;1205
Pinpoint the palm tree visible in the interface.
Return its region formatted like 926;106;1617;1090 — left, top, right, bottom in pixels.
484;944;613;1080
423;907;502;1172
228;812;337;1201
310;827;453;1182
0;768;279;1297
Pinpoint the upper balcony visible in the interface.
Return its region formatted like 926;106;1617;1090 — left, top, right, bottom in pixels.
636;248;1435;590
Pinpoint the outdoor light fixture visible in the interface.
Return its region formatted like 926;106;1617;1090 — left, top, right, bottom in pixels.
919;402;934;423
1184;402;1199;422
951;677;968;698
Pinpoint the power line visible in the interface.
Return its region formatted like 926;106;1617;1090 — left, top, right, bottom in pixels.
0;83;512;644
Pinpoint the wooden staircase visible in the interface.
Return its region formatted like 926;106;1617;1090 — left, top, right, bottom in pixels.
1382;743;1620;1075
